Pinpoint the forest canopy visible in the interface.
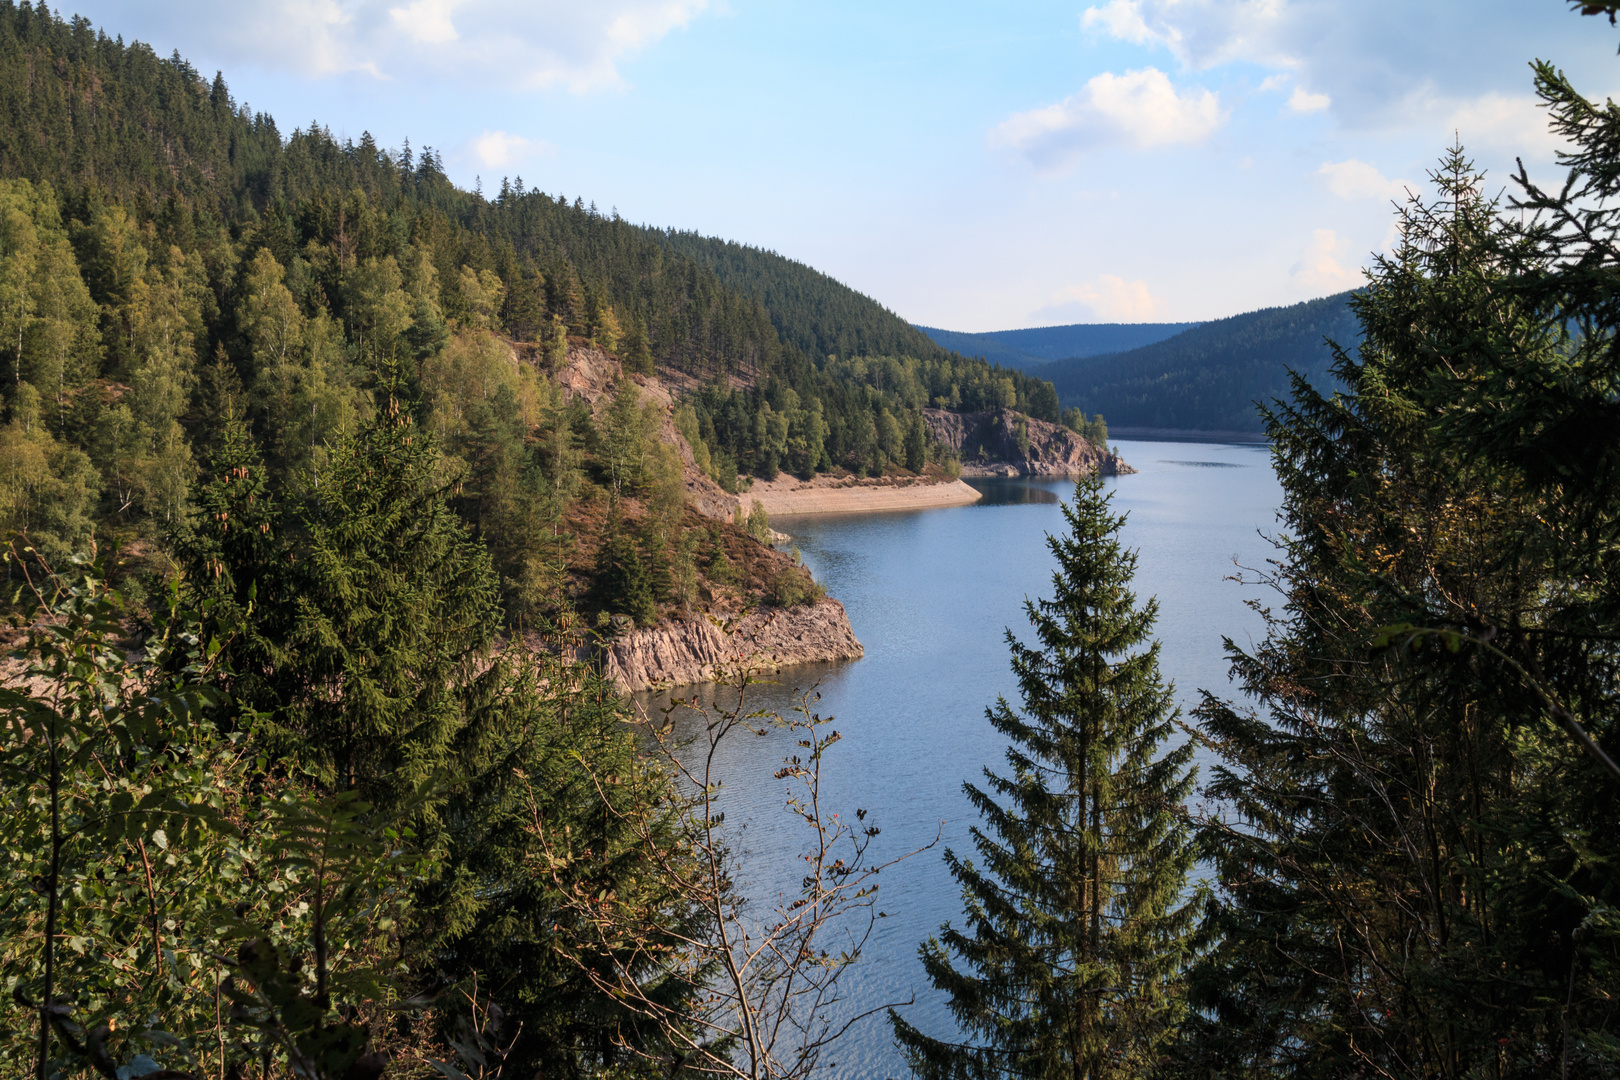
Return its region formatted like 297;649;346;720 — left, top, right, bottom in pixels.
0;0;1074;621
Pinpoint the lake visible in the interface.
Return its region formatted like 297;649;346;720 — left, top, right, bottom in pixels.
638;439;1284;1079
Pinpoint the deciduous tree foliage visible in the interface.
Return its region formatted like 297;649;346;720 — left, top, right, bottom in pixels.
0;554;423;1080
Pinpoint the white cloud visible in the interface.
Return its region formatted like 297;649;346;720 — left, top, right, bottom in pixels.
1446;93;1568;157
1081;0;1293;71
461;129;553;169
608;1;707;50
1255;74;1329;114
1079;0;1163;46
1287;86;1330;113
1037;275;1168;322
237;0;381;79
1317;159;1410;202
84;0;710;92
389;0;463;45
1077;0;1620;137
1292;229;1362;291
992;68;1223;168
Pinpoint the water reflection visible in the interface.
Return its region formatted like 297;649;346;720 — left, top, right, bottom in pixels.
962;477;1061;505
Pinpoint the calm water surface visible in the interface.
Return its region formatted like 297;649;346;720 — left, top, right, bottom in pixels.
639;439;1283;1079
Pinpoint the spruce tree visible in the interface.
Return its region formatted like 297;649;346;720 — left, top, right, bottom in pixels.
891;471;1197;1080
594;507;658;626
246;392;500;797
175;398;703;1077
623;312;655;374
1177;143;1620;1078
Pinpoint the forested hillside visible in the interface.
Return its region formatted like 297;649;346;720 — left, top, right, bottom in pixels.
0;3;996;1074
644;232;1063;460
917;320;1198;368
0;0;1067;616
653;231;946;361
1044;291;1358;431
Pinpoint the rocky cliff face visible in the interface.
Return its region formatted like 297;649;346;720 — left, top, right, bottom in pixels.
554;341;738;518
923;408;1135;477
555;345;739;521
601;598;864;693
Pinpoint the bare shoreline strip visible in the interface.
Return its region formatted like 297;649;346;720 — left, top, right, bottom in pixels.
747;477;984;517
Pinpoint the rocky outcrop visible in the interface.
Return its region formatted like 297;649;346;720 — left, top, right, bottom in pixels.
600;598;864;692
554;344;738;521
923;408;1135;477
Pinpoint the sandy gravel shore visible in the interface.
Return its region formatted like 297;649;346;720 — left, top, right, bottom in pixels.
744;475;983;516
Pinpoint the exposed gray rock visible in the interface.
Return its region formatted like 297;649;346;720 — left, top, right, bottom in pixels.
923;408;1135;477
554;344;738;521
600;598;864;692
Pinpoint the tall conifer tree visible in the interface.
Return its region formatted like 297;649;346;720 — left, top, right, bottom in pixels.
174;397;705;1077
892;471;1197;1080
1177;142;1620;1079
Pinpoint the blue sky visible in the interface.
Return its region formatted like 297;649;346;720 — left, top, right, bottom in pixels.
61;0;1620;331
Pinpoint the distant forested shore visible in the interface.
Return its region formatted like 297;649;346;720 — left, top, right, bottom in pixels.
922;292;1358;434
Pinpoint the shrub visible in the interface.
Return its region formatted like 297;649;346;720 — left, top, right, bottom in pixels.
770;564;823;608
742;499;772;545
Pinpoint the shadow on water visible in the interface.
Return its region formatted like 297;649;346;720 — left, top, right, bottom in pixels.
962;477;1062;505
630;661;864;878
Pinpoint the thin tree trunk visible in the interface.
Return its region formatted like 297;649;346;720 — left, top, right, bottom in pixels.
36;710;60;1080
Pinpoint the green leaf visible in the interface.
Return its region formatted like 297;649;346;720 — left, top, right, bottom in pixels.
1370;622;1416;648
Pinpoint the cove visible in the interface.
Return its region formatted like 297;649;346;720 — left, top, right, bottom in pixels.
638;439;1283;1079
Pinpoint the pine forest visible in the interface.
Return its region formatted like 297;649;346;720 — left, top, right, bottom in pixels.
5;2;1620;1079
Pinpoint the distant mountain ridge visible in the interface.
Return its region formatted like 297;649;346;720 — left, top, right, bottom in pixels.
915;321;1199;368
1040;291;1360;433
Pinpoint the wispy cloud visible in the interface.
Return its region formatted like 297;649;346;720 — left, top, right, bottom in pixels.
1292;229;1362;291
1034;275;1168;322
992;68;1223;169
1316;159;1410;202
1287;86;1330;113
458;129;554;170
389;0;463;45
1075;0;1612;142
1446;93;1567;157
1080;0;1294;72
1079;0;1164;47
83;0;710;92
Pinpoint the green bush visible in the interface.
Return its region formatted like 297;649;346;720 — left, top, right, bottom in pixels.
769;565;823;608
